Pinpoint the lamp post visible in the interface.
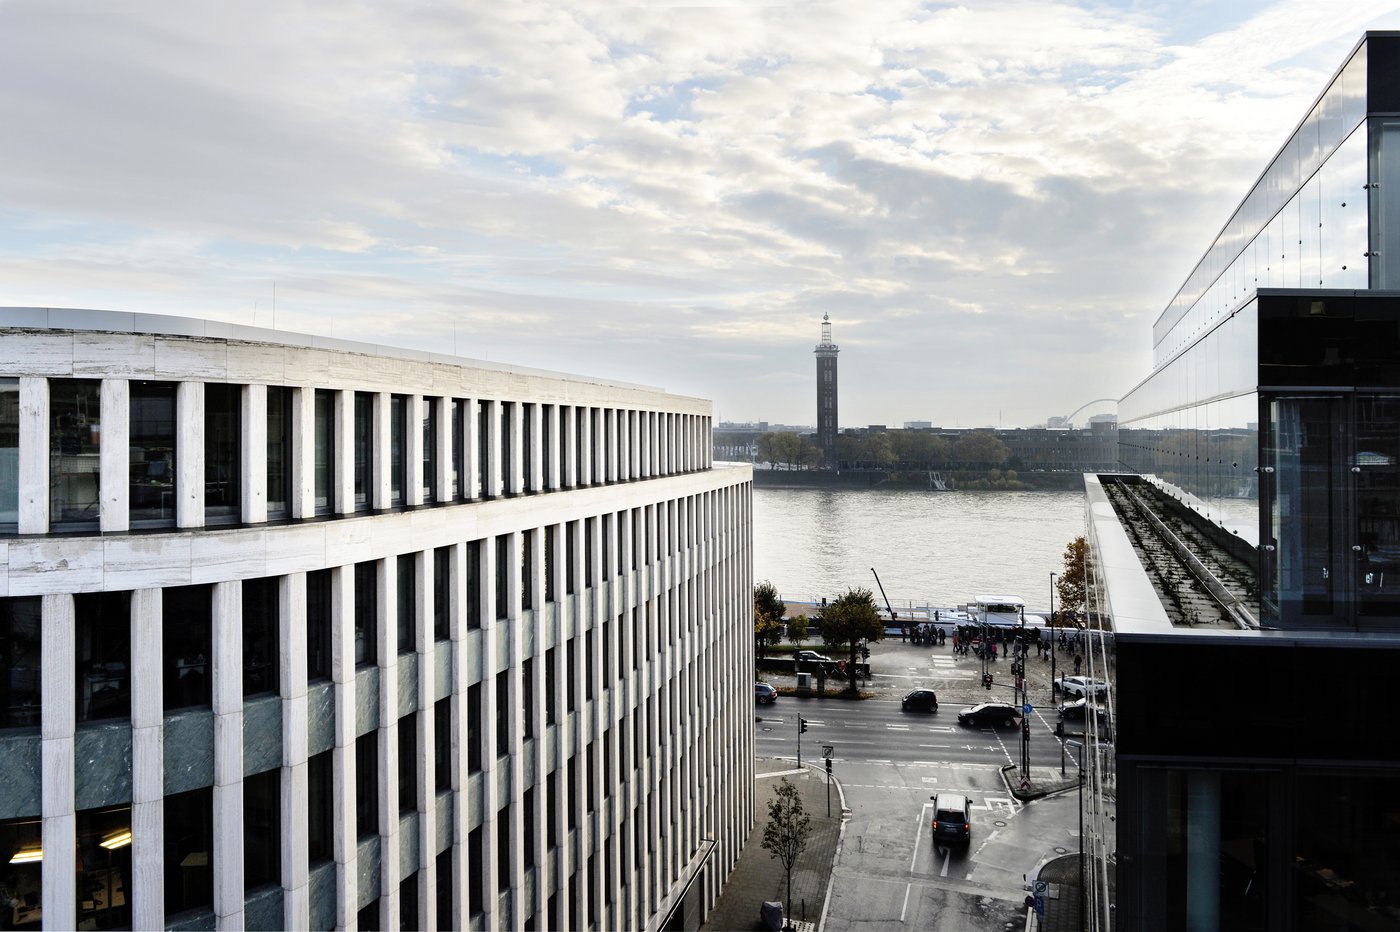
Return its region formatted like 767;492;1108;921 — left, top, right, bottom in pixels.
1049;572;1057;703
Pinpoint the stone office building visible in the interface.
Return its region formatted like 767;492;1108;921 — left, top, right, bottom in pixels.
1092;32;1400;932
0;309;754;931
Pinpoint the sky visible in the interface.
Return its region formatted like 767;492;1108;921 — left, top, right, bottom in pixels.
3;1;1399;428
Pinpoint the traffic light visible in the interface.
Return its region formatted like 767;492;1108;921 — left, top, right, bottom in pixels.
982;673;993;690
800;717;809;734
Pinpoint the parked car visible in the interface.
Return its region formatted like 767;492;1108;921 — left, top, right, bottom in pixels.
1056;698;1111;739
930;792;972;846
1057;676;1109;699
755;682;778;705
794;650;838;674
957;702;1023;728
901;689;939;713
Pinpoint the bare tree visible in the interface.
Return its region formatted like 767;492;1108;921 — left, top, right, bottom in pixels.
761;777;812;929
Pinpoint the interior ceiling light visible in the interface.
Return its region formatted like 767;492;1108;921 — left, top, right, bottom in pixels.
99;829;132;850
9;846;42;864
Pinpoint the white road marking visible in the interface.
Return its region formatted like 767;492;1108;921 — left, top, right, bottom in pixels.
900;882;912;922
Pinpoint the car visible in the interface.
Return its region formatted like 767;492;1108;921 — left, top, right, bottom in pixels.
794;650;834;664
755;682;777;705
901;688;939;713
1057;676;1109;699
930;792;972;846
957;702;1023;728
1056;698;1111;739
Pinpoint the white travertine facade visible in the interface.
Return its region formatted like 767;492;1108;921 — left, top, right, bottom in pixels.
0;309;755;931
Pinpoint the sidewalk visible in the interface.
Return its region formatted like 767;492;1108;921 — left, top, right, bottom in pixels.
701;760;845;932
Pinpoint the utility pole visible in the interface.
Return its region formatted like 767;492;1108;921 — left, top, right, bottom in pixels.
1049;572;1058;703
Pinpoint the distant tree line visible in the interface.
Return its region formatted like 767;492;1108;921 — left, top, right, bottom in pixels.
750;429;1011;471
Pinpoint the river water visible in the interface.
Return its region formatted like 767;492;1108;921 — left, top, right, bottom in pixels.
752;487;1087;611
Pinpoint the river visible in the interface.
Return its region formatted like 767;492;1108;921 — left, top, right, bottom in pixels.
751;487;1086;611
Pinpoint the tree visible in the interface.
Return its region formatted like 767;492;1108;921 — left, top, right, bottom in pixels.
951;431;1009;468
818;587;885;693
761;777;812;929
754;580;786;661
786;614;809;648
1056;536;1089;620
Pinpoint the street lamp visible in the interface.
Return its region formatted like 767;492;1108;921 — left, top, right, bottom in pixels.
1049;572;1057;702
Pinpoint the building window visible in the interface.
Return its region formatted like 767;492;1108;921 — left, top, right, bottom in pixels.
397;553;414;654
467;827;483;918
495;672;509;758
355;562;377;668
499;403;512;494
76;591;131;723
76;805;132;928
565;521;576;596
0;597;41;729
266;386;293;520
356;899;379;931
541;404;553;490
451;399;464;500
49;378;102;529
163;586;211;712
423;398;438;502
354;392;374;511
434;697;450;793
355;732;378;838
242;577;279;697
0;379;17;532
523;787;536;869
465;541;481;631
164;787;212;917
544;648;556;726
495;536;509;619
243;767;280;891
399;712;418;814
496;806;510;893
435;848;453;931
567;639;576;713
0;817;42;924
586;628;595;701
307;749;333;864
467;683;482;773
522;403;533;489
521;530;534;612
129;381;178;527
522;658;534;740
390;394;407;506
400;873;419;931
544;526;556;603
204;383;240;524
306;569;332;682
585;517;594;584
433;547;451;642
313;389;334;515
477;404;490;498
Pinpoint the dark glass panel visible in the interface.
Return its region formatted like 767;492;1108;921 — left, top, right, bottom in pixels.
0;379;17;531
354;392;374;511
50;379;102;529
243;768;280;890
265;386;293;520
129;381;177;527
164;788;212;916
313;390;334;514
76;804;132;928
76;591;131;723
203;383;240;524
242;577;279;696
306;569;332;682
163;585;211;711
0;597;41;728
355;561;377;667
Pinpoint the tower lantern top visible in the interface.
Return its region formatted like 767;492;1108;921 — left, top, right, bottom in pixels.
816;313;838;353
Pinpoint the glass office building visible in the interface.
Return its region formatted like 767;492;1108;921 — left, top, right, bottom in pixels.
1099;33;1400;931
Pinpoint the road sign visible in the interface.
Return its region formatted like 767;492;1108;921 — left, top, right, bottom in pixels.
822;744;834;758
1023;703;1032;715
1033;881;1047;915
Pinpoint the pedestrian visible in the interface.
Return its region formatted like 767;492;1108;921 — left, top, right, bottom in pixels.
1074;654;1082;675
951;633;958;654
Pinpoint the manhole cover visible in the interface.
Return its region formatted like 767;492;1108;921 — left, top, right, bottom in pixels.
1054;846;1068;854
993;820;1007;827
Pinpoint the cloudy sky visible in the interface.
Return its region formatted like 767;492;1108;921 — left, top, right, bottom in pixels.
3;1;1397;427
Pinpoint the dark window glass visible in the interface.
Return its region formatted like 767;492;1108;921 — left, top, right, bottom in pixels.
451;399;464;500
567;639;577;713
358;899;380;932
585;517;594;584
566;521;576;596
522;530;534;612
49;378;102;529
434;697;451;792
242;577;278;697
586;629;595;701
477;404;490;498
467;828;483;916
76;805;132;928
435;848;453;931
522;658;534;740
495;672;509;758
354;392;374;511
399;713;417;813
522;404;533;490
164;787;212;916
313;390;334;514
400;873;419;931
356;731;378;838
433;547;451;641
541;404;553;491
397;553;414;653
243;767;280;891
0;597;41;728
355;561;377;667
567;755;578;830
307;749;333;863
266;386;293;520
500;403;511;494
306;569;332;682
0;816;42;924
602;617;610;682
390;394;406;506
548;770;559;847
467;683;482;773
76;591;131;723
423;398;437;502
204;383;240;524
495;536;509;619
0;379;16;531
163;586;211;711
544;526;556;603
544;648;557;726
523;787;536;869
466;541;482;630
129;381;177;527
496;807;510;892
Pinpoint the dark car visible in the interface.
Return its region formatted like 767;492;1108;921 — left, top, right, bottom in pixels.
1056;698;1111;739
755;682;777;705
931;792;972;846
957;702;1022;728
901;689;939;713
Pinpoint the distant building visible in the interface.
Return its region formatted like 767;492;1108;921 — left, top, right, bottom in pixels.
814;314;839;464
903;421;932;430
1088;33;1400;931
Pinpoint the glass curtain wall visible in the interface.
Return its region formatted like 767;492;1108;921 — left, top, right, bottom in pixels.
50;379;102;529
129;381;177;527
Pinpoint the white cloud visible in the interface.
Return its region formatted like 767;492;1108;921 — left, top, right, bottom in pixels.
2;0;1399;426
